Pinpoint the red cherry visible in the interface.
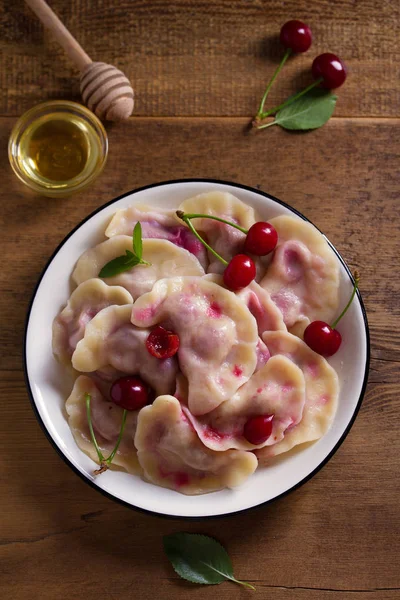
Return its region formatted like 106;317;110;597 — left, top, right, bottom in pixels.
312;53;347;89
244;414;274;445
223;254;256;291
110;376;150;411
146;325;180;359
303;321;342;357
280;20;312;53
244;222;278;256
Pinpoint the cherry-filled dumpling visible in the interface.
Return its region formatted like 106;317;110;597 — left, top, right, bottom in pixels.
66;376;141;474
256;331;339;463
183;355;305;451
105;203;209;270
255;337;271;371
237;282;287;335
131;277;258;415
260;216;340;336
134;396;257;495
72;305;178;396
52;279;133;364
204;274;286;336
178;191;258;275
72;236;205;300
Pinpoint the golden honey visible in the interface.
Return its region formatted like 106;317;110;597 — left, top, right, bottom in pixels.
9;101;108;197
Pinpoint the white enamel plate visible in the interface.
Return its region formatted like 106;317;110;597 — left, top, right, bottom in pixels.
24;180;369;518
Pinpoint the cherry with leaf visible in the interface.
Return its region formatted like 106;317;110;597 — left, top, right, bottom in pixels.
255;20;313;125
253;19;347;132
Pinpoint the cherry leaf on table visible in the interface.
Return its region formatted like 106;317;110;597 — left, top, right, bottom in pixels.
163;533;255;590
273;88;337;130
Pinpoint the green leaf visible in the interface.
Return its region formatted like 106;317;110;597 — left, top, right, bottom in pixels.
273;88;337;130
133;222;143;260
98;253;139;278
163;533;255;590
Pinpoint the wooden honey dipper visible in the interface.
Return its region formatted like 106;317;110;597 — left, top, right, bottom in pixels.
25;0;134;121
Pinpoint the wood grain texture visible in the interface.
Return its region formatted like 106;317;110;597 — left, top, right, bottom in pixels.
1;0;400;117
0;116;399;599
1;1;400;597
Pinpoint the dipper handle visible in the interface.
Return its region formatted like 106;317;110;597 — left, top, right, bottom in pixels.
25;0;92;71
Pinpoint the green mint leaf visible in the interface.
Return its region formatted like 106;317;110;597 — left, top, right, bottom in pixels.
125;250;135;258
132;222;143;260
99;254;139;278
274;88;337;131
163;533;255;589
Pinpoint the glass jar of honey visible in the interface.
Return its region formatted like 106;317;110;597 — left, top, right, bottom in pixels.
8;100;108;197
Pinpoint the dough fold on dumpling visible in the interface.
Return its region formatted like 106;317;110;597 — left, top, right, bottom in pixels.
72;236;205;300
105;203;208;269
66;375;141;474
256;330;339;463
178;191;259;275
131;277;258;415
52;279;133;364
134;395;257;494
204;273;286;335
255;337;271;371
260;216;340;336
182;355;305;451
72;305;178;396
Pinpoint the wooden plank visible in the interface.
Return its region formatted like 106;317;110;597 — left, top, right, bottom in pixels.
0;116;399;599
0;378;399;597
1;1;399;117
1;117;399;368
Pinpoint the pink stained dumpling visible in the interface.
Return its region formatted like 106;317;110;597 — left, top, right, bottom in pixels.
259;216;340;336
255;337;271;371
256;330;339;462
65;375;141;474
204;274;286;336
182;355;306;451
131;277;258;415
72;237;205;300
52;279;133;364
105;203;209;270
134;395;258;494
237;281;287;335
55;190;343;497
71;304;178;397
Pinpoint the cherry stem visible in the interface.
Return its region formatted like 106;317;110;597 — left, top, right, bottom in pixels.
85;393;127;475
256;48;292;118
256;78;324;129
177;211;248;234
106;410;128;463
331;271;360;329
176;211;228;266
86;393;104;464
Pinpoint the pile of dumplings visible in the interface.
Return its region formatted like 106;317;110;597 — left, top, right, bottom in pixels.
53;191;340;495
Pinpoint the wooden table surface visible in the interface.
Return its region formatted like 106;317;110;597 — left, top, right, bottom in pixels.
1;2;399;599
